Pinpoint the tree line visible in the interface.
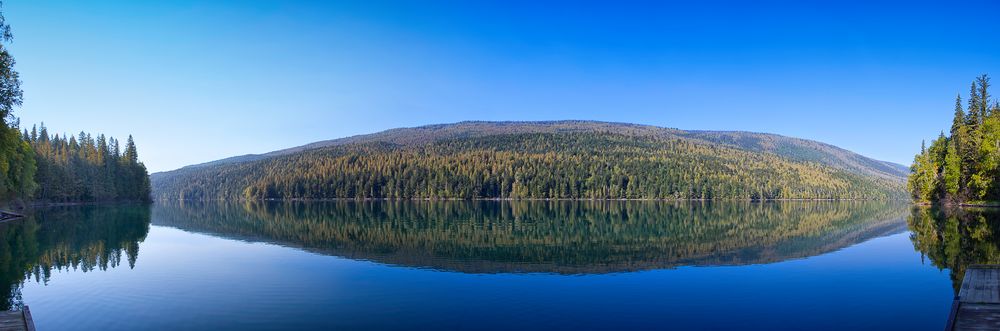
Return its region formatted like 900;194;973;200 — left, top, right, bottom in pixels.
0;122;151;203
20;124;151;202
909;75;1000;204
155;132;905;201
0;6;150;204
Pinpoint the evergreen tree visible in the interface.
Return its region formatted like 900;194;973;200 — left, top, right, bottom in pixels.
969;81;982;127
0;4;32;201
977;75;992;118
953;94;966;136
26;128;150;202
124;135;138;164
910;74;1000;204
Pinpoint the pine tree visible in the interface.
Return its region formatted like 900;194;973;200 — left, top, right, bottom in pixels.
977;74;992;118
124;135;138;164
949;95;967;200
953;94;966;136
969;81;982;127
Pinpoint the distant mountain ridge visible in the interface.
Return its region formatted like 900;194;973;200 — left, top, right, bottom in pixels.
152;121;907;200
681;130;909;181
168;121;907;179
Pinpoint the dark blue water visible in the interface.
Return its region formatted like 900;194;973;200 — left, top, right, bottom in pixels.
0;201;969;330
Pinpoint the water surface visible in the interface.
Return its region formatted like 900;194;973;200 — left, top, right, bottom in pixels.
0;201;975;330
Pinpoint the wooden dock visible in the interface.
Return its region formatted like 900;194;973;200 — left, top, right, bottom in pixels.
0;306;35;331
946;265;1000;331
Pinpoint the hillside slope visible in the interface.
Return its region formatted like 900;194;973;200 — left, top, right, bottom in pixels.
151;121;907;200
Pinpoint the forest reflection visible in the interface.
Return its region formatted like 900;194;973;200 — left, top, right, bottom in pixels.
0;204;150;310
909;206;1000;293
154;200;908;274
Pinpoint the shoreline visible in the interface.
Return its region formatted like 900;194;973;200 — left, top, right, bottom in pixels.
1;200;151;221
959;202;1000;208
912;201;1000;208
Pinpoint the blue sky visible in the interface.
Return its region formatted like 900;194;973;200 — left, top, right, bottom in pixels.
5;1;1000;172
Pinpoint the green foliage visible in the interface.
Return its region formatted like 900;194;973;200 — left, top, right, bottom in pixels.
908;139;940;202
978;113;1000;199
0;123;34;200
944;140;961;195
909;75;1000;203
25;124;151;202
154;131;906;201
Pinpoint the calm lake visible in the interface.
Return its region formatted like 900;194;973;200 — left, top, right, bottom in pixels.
0;201;985;330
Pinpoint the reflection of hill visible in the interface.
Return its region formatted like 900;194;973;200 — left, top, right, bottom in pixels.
908;207;1000;293
0;205;151;310
154;201;908;274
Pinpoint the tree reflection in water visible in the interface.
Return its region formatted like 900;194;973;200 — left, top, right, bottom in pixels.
909;206;1000;293
0;201;916;312
155;200;908;274
0;204;150;310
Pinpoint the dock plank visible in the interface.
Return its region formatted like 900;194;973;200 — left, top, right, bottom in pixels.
962;268;979;302
0;310;26;331
958;267;1000;304
974;268;985;303
950;265;1000;331
983;269;1000;302
22;307;34;331
954;303;1000;331
960;269;974;299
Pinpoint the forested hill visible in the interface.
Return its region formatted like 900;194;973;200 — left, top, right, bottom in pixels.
151;121;907;200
